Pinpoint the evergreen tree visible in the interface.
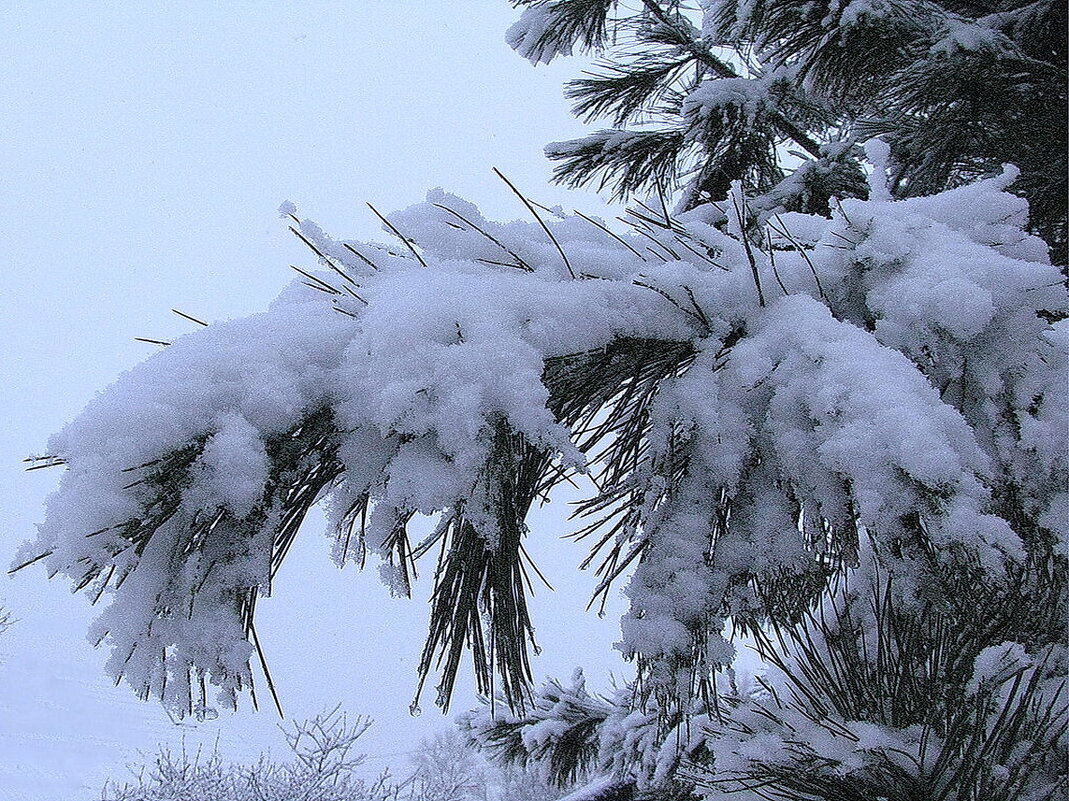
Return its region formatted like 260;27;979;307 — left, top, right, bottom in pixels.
507;0;1067;262
18;6;1067;801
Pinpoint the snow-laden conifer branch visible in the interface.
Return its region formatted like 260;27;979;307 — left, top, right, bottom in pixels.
461;669;617;789
471;571;1067;799
512;0;1067;261
507;0;620;66
18;164;1066;730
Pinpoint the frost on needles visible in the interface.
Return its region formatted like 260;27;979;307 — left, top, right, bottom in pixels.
18;153;1067;736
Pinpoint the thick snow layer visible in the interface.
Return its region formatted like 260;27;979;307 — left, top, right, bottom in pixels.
21;166;1067;717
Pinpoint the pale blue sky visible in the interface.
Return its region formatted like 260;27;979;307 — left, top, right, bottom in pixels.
0;4;627;797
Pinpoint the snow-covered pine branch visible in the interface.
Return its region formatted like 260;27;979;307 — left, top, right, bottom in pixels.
18;156;1066;733
469;568;1067;799
514;0;1067;263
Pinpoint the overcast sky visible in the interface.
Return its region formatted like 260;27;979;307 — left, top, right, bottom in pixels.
0;3;630;797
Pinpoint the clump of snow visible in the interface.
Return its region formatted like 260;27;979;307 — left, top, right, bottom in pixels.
929;15;1004;56
556;775;623;801
506;5;581;65
967;640;1031;696
863;138;893;203
192;413;271;519
683;77;769;125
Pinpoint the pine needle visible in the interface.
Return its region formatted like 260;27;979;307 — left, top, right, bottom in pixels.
366;203;428;268
573;208;647;260
8;549;53;574
433;202;534;271
493;168;576;279
342;242;382;272
288;226;361;285
731;192;765;307
170;309;209;327
289;265;342;295
249;620;284;719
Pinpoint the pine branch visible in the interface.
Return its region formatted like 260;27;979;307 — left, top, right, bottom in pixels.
511;0;619;56
639;0;822;158
567;54;694;126
415;420;554;713
463;671;614;787
546;129;688;199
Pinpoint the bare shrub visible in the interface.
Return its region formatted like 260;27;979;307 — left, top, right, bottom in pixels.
99;710;565;801
100;706;406;801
